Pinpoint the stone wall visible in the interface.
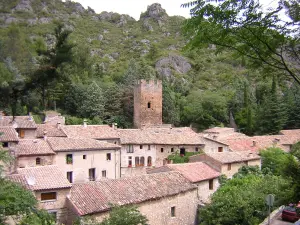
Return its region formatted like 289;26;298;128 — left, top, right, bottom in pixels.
17;155;54;168
89;189;198;225
202;138;229;153
36;188;70;224
134;80;162;128
196;178;219;203
221;159;261;178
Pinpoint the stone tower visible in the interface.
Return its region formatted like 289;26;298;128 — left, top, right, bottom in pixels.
134;80;162;128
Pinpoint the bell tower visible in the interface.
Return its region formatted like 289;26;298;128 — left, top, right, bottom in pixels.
134;80;162;128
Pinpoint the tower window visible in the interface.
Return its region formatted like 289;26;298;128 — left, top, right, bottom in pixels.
147;102;151;108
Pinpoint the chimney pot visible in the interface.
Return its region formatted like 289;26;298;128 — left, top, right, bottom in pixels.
252;141;256;147
43;131;47;140
83;119;87;128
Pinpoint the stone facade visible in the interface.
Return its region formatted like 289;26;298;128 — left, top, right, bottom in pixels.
134;80;162;128
16;128;36;139
220;159;261;178
36;188;70;224
202;138;229;153
120;144;156;177
54;150;120;182
196;178;219;203
85;190;198;225
16;155;54;168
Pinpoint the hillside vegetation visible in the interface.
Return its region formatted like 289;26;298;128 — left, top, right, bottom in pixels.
0;0;299;134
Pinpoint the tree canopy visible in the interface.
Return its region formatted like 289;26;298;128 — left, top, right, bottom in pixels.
183;0;300;84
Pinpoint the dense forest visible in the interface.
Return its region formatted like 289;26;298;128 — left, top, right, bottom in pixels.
0;0;299;135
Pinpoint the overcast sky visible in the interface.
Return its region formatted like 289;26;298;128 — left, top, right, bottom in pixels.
71;0;278;20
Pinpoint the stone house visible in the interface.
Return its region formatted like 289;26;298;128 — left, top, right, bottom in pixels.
147;162;220;203
118;127;205;177
12;139;55;170
66;171;198;225
43;111;65;125
61;124;120;144
201;137;230;153
0;116;37;139
46;137;121;182
8;165;72;224
189;151;261;178
0;127;19;149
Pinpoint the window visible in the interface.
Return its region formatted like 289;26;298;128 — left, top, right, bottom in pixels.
19;130;25;138
227;163;231;171
2;142;8;148
36;157;41;165
89;168;96;181
171;148;174;153
66;154;73;164
244;161;248;166
102;170;106;178
135;157;140;167
41;192;57;201
171;207;176;217
180;148;186;155
106;153;111;161
127;145;134;153
147;156;152;166
209;179;214;190
218;147;223;152
83;155;86;160
128;156;132;167
148;145;151;150
161;148;164;153
195;147;199;152
67;171;73;183
140;157;145;166
140;145;143;149
147;102;151;109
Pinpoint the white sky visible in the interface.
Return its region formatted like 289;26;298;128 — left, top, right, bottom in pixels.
70;0;278;20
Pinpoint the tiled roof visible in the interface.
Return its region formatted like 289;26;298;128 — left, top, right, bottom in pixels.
0;116;37;129
68;171;196;216
203;127;235;134
0;127;18;142
47;137;120;152
147;162;220;183
61;125;119;140
14;139;55;156
16;165;72;191
190;151;260;164
280;129;300;136
223;135;300;152
118;127;204;145
36;124;67;138
7;174;31;190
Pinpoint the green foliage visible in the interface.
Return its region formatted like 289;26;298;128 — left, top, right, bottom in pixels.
167;151;202;164
99;205;148;225
198;172;294;225
19;209;56;225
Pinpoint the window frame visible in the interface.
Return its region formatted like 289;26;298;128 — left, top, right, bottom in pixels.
227;163;231;171
171;206;176;217
36;157;41;165
89;168;96;181
209;179;214;190
66;154;73;164
126;145;134;153
218;147;223;152
161;148;164;153
102;170;107;178
106;153;111;161
83;155;86;160
67;171;73;183
41;192;57;202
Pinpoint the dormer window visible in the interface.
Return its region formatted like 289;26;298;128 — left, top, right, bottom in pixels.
147;102;151;109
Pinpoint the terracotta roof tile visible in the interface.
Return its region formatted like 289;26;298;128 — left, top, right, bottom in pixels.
0;116;37;129
68;171;196;216
118;127;204;145
280;129;300;136
16;165;71;191
61;125;119;140
36;124;67;138
7;174;31;190
0;127;18;142
147;162;220;183
14;139;55;156
190;151;260;164
47;137;120;152
203;127;235;134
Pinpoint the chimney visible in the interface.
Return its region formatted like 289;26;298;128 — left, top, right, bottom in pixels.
0;112;2;120
57;122;61;129
112;123;118;130
83;119;87;128
273;138;280;144
43;131;47;140
252;141;256;147
248;152;253;157
28;112;33;121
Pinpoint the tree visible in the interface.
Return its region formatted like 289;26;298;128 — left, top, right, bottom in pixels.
162;82;180;126
182;0;300;84
28;23;74;109
99;205;148;225
198;172;294;225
